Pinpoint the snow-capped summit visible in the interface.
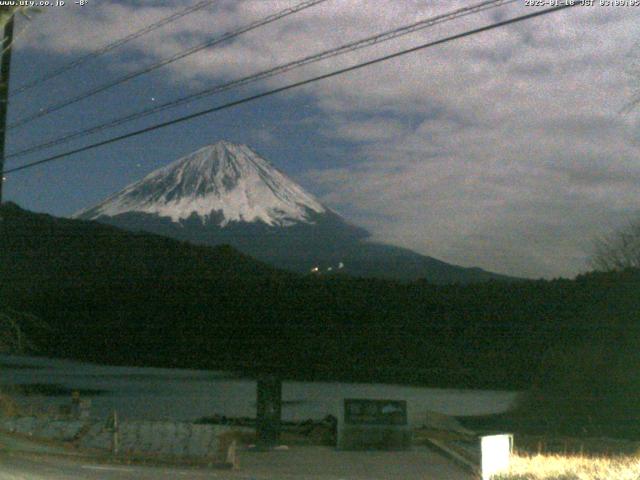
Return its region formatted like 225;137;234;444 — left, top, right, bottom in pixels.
74;140;513;283
75;141;325;227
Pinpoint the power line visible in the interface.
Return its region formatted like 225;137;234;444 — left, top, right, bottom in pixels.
11;0;218;97
6;0;517;161
4;4;578;176
7;0;329;129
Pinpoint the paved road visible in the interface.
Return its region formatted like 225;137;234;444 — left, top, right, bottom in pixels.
0;452;226;479
0;447;474;479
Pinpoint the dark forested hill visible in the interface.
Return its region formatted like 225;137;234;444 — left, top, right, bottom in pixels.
2;202;639;392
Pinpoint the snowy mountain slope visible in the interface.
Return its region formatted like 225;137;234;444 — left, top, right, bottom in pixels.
75;141;325;227
75;141;515;283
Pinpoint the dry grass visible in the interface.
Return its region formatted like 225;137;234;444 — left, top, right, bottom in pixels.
515;435;640;457
494;453;640;480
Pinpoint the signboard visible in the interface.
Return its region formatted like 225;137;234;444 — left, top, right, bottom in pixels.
338;399;411;450
344;399;407;426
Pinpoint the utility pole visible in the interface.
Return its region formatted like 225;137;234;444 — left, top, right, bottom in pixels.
0;10;14;204
256;374;282;448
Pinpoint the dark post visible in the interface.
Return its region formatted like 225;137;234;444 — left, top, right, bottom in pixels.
256;375;282;447
0;11;14;204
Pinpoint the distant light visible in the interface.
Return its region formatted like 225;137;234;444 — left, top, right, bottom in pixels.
151;97;156;102
311;266;319;273
338;262;344;269
327;267;333;272
1;176;6;182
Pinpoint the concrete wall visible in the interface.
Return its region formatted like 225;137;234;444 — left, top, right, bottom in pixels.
0;416;253;458
0;416;85;441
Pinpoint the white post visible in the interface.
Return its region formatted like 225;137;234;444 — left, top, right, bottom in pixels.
226;439;238;469
480;434;513;480
112;410;119;456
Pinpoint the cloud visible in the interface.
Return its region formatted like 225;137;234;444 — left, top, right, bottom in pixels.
319;116;410;143
18;1;640;277
249;126;278;146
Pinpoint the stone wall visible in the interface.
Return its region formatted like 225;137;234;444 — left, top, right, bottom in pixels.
0;415;253;458
0;416;85;441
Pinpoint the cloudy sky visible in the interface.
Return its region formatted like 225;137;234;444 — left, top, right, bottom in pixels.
4;0;640;279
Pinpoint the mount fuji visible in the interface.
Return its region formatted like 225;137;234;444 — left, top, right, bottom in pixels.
75;141;511;283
